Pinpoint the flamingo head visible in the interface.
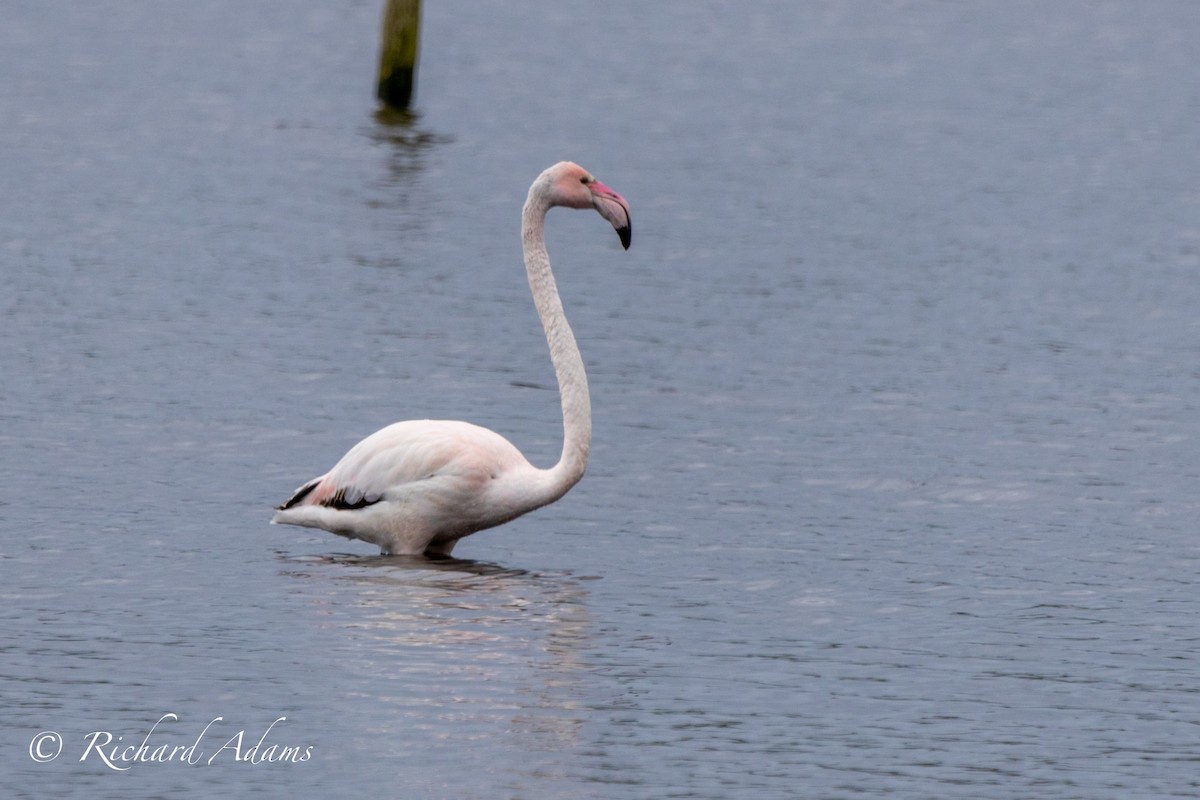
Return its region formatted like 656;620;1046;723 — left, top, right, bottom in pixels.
538;161;632;250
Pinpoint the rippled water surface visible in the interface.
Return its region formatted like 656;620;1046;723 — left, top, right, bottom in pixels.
4;2;1200;798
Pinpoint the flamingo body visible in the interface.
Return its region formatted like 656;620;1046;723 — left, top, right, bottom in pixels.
272;162;631;556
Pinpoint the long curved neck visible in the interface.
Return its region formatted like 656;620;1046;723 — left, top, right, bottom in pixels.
522;193;591;504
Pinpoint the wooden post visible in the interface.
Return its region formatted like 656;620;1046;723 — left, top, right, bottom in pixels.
377;0;421;109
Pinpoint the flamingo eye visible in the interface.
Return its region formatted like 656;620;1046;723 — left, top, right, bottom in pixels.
580;175;592;185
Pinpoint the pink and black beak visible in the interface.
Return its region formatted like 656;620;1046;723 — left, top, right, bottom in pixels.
591;181;632;250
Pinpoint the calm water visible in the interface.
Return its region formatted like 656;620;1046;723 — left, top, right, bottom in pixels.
4;2;1200;797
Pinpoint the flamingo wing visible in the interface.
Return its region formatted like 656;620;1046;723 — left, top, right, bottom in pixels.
274;419;527;519
276;477;381;512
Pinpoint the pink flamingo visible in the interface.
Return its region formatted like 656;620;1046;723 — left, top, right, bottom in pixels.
272;162;631;556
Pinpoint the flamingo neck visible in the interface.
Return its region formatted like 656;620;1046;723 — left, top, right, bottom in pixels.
521;194;591;505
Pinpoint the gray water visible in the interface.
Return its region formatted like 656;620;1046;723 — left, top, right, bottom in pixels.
3;1;1200;797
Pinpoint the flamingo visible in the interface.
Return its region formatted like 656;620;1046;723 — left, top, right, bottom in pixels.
271;161;631;556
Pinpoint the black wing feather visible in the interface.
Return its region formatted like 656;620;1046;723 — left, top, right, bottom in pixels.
324;486;384;511
276;479;319;511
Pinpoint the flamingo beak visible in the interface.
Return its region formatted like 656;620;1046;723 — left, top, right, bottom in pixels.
590;181;632;250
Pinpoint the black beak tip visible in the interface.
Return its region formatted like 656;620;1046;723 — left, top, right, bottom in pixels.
617;224;631;250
